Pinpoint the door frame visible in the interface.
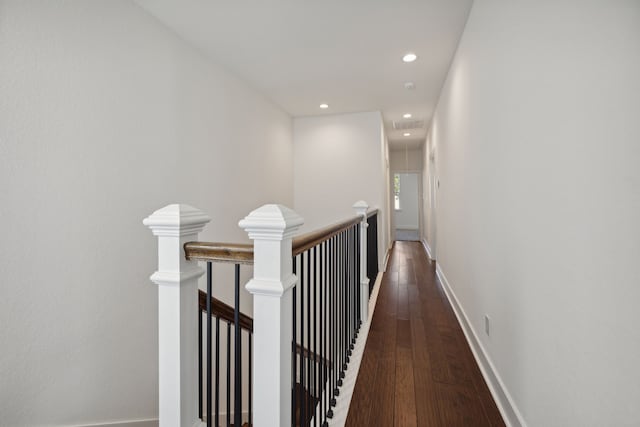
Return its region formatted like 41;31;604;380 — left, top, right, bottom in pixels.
389;170;423;242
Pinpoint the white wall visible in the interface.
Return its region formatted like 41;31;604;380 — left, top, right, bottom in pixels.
382;134;392;260
389;148;423;172
293;111;389;267
422;135;437;257
423;1;640;426
0;1;292;425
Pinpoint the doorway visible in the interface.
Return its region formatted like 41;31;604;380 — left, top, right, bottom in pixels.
393;172;420;241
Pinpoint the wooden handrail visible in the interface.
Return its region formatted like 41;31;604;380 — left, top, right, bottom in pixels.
198;290;253;332
295;343;332;368
185;242;254;264
292;215;361;256
185;209;377;263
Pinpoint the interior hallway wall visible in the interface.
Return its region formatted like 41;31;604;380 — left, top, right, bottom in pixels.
293;111;389;269
424;1;640;426
0;1;293;425
382;134;393;260
422;134;437;258
389;147;423;172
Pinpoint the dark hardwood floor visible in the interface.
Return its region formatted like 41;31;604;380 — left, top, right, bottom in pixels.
346;241;505;427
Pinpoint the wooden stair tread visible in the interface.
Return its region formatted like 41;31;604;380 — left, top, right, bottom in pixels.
215;383;318;427
294;381;320;427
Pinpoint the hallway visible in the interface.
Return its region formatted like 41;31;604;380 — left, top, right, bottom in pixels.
346;242;505;426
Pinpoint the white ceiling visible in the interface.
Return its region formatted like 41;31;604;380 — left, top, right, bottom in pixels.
136;0;472;148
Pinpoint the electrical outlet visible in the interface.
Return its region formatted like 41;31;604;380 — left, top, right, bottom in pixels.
484;315;490;336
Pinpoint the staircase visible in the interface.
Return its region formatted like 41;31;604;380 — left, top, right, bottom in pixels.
294;382;320;427
221;383;318;427
197;290;327;427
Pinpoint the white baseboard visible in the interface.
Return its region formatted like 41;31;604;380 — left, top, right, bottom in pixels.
75;420;157;427
382;247;390;271
421;238;433;260
434;262;527;427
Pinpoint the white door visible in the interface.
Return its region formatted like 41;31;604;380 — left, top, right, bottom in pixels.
394;172;420;241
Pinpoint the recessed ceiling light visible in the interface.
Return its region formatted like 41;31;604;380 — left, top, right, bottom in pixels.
319;103;329;109
403;133;411;137
402;53;417;63
404;82;415;90
403;113;412;119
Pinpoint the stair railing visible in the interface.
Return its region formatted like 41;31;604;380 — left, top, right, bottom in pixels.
144;202;379;427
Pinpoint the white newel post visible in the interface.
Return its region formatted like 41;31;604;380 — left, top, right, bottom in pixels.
239;205;303;427
144;204;211;427
353;200;370;323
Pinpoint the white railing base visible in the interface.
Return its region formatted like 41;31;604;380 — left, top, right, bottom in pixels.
239;204;304;427
144;204;211;427
353;200;370;323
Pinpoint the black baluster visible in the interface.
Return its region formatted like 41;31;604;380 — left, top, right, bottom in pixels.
338;232;347;376
357;225;360;324
345;229;350;364
354;225;358;336
351;226;355;349
330;237;334;408
357;223;361;329
234;264;242;427
343;231;347;372
327;237;336;418
347;227;351;355
349;227;352;348
227;322;231;427
345;229;349;364
292;256;297;427
356;225;360;329
216;317;220;426
336;233;340;390
337;233;341;390
354;226;358;333
338;232;347;374
352;226;355;338
353;226;360;330
344;229;349;366
367;214;372;293
320;241;325;426
348;228;352;359
336;233;341;389
300;251;306;426
249;332;252;427
338;231;344;386
307;249;311;425
199;306;203;420
313;245;318;427
349;228;352;359
207;263;213;427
